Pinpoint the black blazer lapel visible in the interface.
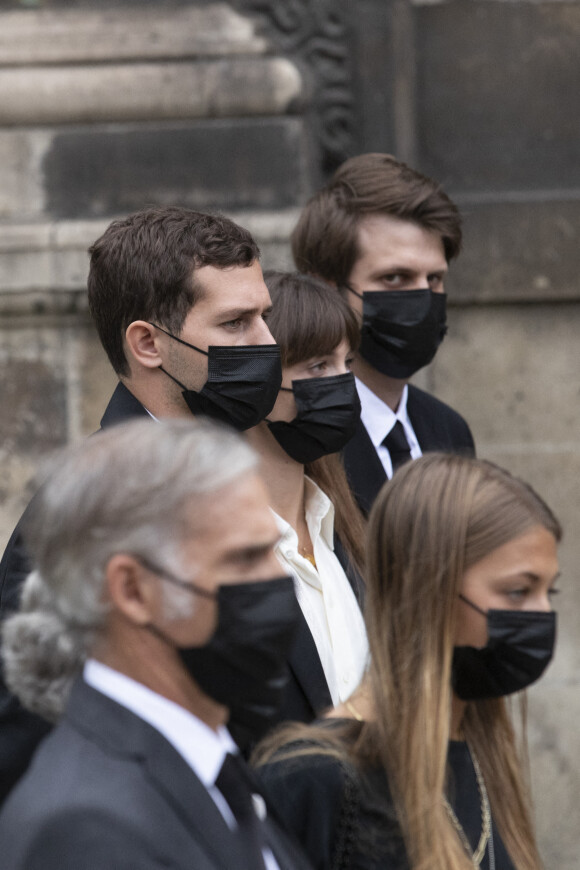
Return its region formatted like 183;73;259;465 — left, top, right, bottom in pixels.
142;740;244;869
286;610;332;717
334;534;365;608
99;382;150;429
406;385;439;450
65;680;244;869
406;384;475;455
342;418;387;515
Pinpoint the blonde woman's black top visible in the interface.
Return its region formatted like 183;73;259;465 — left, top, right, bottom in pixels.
257;722;515;870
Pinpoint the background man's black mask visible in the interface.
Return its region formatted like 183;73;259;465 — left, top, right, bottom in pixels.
346;287;447;379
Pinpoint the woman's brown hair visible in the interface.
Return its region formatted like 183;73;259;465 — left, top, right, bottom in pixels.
263;270;366;573
257;453;561;870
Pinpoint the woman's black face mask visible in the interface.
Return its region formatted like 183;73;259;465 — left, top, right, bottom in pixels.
452;593;557;700
266;372;361;464
345;286;447;379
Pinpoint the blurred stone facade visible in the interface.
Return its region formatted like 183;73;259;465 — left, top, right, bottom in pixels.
0;0;579;864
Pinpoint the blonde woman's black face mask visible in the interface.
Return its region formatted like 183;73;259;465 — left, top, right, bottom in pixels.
452;594;556;700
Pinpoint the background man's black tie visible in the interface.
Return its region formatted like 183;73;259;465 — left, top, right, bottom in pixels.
216;752;267;870
382;420;412;473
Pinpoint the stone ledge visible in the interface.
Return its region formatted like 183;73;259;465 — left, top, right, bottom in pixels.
0;5;266;66
0;210;300;315
445;197;580;304
0;118;308;220
0;58;302;125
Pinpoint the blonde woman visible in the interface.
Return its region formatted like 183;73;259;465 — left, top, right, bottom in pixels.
255;454;560;870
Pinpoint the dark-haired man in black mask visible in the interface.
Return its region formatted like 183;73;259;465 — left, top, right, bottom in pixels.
293;153;475;514
0;206;283;804
90;206;281;431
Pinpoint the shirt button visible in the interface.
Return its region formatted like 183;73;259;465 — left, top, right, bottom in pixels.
285;550;293;558
252;794;267;821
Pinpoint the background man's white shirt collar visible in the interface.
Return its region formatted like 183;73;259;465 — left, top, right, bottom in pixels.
355;377;421;478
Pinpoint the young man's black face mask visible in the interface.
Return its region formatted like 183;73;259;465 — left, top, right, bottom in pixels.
151;323;282;431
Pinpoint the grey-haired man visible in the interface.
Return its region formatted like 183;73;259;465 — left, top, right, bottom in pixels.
0;419;308;870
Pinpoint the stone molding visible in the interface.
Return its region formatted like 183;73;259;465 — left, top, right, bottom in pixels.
0;210;301;315
0;5;267;65
0;58;302;125
235;0;355;171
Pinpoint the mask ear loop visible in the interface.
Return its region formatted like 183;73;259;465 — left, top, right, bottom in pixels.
158;365;188;391
343;283;363;301
135;554;218;600
341;285;365;330
458;593;487;617
264;385;294;424
148;322;209;356
148;322;209;392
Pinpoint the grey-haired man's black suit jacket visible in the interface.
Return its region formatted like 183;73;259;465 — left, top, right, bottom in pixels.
0;678;312;870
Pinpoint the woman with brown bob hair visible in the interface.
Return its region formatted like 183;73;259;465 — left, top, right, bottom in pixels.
255;453;561;870
245;271;368;729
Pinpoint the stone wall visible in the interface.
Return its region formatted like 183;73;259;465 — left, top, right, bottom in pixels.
0;1;579;865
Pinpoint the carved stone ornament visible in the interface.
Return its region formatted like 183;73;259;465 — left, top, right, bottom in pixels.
234;0;355;172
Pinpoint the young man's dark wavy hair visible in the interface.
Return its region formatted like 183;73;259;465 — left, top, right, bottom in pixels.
88;206;261;376
292;153;462;288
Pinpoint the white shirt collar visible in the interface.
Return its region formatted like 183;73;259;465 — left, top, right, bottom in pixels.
83;659;236;788
355;378;419;453
273;476;335;552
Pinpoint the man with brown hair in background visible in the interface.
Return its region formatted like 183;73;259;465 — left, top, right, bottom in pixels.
292;153;475;514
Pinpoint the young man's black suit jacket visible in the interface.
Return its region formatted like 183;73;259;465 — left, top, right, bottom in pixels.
343;384;476;515
0;382;362;801
0;677;312;870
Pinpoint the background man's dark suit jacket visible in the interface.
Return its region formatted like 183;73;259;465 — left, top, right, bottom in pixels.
343;384;476;515
0;677;311;870
0;382;363;800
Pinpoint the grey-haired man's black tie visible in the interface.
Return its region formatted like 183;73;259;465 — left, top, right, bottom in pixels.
382;420;412;473
216;752;267;870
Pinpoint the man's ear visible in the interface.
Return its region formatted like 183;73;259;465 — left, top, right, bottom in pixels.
125;321;164;370
105;553;159;626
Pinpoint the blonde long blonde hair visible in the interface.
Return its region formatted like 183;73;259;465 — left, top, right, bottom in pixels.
256;453;561;870
364;453;560;870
